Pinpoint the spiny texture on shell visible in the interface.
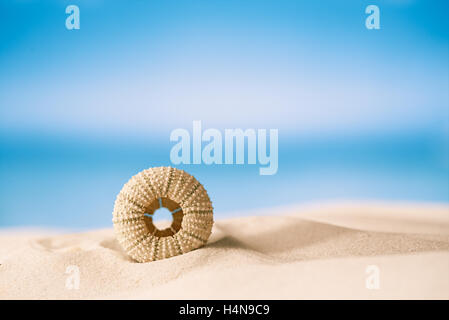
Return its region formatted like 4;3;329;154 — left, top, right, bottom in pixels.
112;167;213;262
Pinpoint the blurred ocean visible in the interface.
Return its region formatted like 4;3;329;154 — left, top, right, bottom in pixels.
1;1;448;229
1;128;447;229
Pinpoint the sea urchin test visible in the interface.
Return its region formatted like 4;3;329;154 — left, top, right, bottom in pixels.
112;167;213;262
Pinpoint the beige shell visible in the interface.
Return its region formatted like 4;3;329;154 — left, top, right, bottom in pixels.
112;167;214;262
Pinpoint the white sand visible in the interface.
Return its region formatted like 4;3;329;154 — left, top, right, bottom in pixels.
1;202;448;299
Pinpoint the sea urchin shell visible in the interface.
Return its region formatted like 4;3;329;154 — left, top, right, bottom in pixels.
112;167;214;262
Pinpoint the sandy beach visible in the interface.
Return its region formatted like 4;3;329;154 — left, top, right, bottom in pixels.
1;202;448;299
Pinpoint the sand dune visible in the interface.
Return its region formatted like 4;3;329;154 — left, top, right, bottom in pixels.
1;202;448;299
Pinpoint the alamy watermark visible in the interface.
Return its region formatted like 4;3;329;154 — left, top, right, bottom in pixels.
65;5;80;30
365;5;380;30
65;265;80;290
365;265;380;290
170;121;278;175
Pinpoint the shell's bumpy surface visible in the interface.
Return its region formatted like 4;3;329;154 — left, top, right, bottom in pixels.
112;167;214;262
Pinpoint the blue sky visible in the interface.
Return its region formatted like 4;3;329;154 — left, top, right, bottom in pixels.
0;1;448;228
1;0;447;136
